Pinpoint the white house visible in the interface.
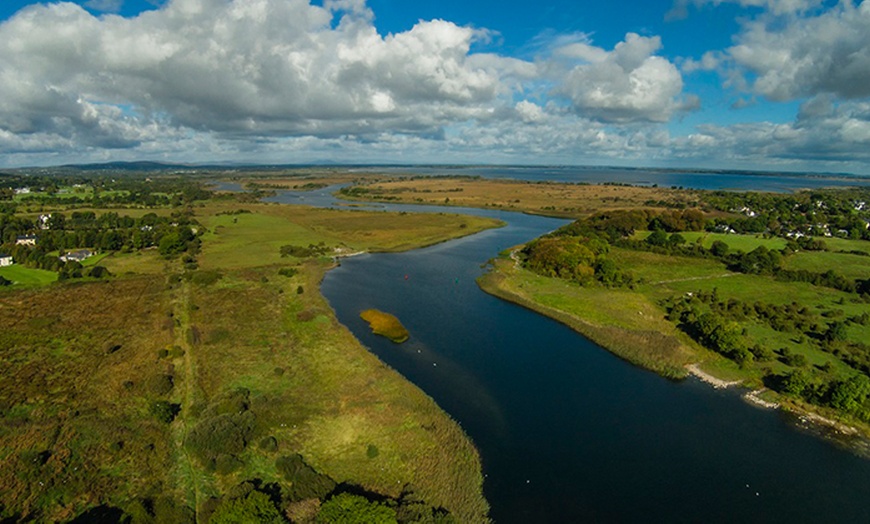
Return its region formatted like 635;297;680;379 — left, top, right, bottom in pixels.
59;249;93;263
0;253;12;267
15;235;37;246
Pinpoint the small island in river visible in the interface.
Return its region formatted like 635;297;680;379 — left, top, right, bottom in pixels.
361;309;411;343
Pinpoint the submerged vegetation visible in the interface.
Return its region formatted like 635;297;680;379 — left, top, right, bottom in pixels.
360;309;411;343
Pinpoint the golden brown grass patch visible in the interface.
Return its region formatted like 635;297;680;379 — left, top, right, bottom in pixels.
342;177;700;217
359;309;410;343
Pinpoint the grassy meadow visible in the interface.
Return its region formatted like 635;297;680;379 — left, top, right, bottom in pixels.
478;257;698;379
0;202;496;522
0;264;58;286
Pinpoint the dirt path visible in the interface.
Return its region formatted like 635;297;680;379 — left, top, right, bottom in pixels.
653;273;736;285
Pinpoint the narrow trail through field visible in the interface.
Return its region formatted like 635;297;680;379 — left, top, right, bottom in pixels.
171;280;204;512
652;273;736;285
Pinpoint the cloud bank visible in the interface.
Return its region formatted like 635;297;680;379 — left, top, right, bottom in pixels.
0;0;869;173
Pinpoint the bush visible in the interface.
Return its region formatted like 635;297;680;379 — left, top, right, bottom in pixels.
259;436;278;453
85;266;110;278
150;401;181;423
278;267;299;278
275;454;336;501
147;374;175;395
316;493;397;524
187;411;255;465
210;490;285;524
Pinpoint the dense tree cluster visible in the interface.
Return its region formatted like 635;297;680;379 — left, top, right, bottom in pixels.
702;188;870;240
0;209;202;279
0;172;212;208
521;224;633;287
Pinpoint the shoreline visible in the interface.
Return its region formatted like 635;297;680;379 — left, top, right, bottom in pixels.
685;363;742;389
477;258;870;448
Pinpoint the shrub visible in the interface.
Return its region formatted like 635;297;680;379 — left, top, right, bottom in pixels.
316;493;397;524
278;267;299;278
85;266;110;278
210;491;285;524
275;454;336;502
187;411;255;465
151;401;181;423
147;374;175;395
259;436;278;453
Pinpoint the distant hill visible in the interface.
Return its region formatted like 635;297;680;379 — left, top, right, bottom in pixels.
60;161;194;171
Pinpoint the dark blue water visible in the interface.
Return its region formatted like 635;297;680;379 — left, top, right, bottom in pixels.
348;165;870;192
263;180;870;522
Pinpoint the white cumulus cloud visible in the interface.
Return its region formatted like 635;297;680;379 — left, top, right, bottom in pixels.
552;33;693;123
723;1;870;100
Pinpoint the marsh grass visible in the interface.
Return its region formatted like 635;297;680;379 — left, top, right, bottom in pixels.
184;263;488;522
359;309;410;343
1;202;493;522
336;177;698;218
0;277;178;521
196;202;502;270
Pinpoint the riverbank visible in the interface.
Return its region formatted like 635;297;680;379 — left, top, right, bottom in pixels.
477;257;695;379
478;254;870;449
686;363;742;389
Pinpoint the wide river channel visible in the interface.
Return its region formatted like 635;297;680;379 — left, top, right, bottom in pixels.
264;176;870;523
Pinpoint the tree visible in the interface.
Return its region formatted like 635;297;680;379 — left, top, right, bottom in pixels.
316;493;397;524
645;229;669;247
158;232;186;257
825;321;848;343
710;240;729;257
829;375;870;414
210;491;285;524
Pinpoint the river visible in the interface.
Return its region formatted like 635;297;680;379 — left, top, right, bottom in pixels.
263;180;870;523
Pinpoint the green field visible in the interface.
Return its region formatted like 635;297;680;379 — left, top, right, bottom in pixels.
196;203;502;270
632;230;788;252
783;250;870;280
478;257;699;378
0;264;58;286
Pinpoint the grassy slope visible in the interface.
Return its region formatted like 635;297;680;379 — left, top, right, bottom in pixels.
477;257;699;379
0;265;58;286
0;203;497;522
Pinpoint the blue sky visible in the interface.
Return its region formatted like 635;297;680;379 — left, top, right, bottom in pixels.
1;0;869;174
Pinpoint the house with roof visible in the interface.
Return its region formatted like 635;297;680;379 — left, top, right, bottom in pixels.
16;235;37;246
0;253;12;267
59;249;93;263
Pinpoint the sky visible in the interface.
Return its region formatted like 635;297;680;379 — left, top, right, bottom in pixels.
1;0;870;174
